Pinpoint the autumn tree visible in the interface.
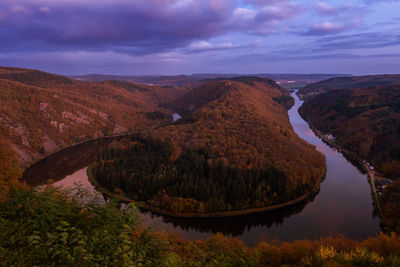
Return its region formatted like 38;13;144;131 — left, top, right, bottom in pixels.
0;138;22;200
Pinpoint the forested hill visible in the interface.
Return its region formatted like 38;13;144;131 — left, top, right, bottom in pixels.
299;85;400;179
220;76;294;109
172;77;294;115
0;67;188;166
157;79;324;180
92;79;326;215
298;74;400;100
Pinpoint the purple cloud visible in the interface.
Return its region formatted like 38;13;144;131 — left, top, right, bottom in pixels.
234;1;303;35
314;2;356;16
0;0;398;76
364;0;399;2
0;0;301;55
256;2;302;22
247;30;400;61
314;2;338;15
185;40;262;53
305;22;346;35
313;31;400;50
0;0;237;54
314;2;367;17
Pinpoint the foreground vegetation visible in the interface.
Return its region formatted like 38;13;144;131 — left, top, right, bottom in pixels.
3;187;400;266
0;139;23;200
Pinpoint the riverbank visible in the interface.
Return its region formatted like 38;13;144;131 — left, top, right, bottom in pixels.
298;112;388;226
87;165;325;218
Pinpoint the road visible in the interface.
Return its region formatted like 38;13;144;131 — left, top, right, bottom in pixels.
362;161;388;224
317;131;388;225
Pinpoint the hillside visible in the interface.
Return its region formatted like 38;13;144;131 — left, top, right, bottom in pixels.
298;74;400;100
91;78;326;215
0;67;188;166
172;77;293;114
156;79;324;184
299;85;400;180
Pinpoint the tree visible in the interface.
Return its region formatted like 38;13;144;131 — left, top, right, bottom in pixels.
0;138;22;200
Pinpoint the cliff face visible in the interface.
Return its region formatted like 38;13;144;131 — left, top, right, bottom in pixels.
0;67;187;166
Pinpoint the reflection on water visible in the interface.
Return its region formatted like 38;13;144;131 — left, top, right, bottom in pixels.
23;137;121;187
139;194;316;242
173;113;182;122
23;92;380;246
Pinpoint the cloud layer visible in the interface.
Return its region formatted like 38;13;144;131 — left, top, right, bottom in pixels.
0;0;302;54
0;0;399;75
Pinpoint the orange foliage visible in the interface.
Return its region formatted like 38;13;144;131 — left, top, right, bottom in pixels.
0;67;183;166
155;80;326;195
0;138;23;200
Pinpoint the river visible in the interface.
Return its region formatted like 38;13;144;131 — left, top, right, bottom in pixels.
23;92;380;246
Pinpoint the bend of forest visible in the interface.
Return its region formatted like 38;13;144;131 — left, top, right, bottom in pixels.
0;66;326;216
91;78;326;216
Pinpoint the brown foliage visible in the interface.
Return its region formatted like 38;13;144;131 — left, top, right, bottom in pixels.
155;80;326;195
0;138;23;200
300;85;400;179
0;67;183;166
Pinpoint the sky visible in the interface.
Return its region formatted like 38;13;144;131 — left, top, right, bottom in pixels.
0;0;399;75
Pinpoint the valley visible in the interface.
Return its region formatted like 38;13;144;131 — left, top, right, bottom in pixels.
22;91;380;246
2;0;400;264
2;67;396;265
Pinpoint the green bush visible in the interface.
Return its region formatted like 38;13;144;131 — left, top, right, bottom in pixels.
0;187;168;266
2;187;400;266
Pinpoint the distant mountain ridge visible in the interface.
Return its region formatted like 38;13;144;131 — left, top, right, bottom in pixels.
298;74;400;100
71;73;350;88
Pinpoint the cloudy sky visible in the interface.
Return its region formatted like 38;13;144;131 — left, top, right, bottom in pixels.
0;0;399;75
